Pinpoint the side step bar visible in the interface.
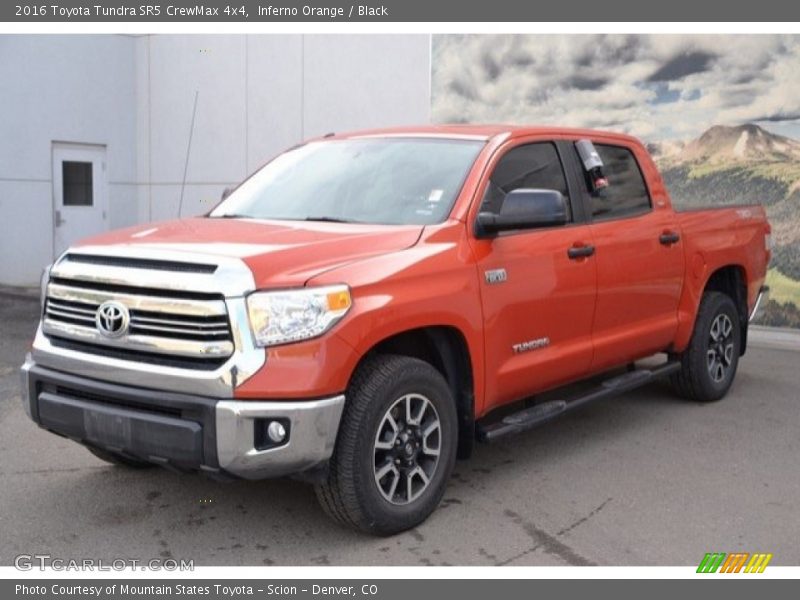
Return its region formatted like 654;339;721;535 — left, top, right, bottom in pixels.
476;361;681;442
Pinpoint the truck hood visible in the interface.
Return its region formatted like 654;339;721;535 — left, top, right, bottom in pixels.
75;217;424;288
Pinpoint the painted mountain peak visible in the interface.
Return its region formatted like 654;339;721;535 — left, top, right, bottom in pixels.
694;123;800;161
652;123;800;166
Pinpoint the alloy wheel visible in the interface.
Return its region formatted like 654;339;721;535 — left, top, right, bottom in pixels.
373;393;441;505
707;313;735;383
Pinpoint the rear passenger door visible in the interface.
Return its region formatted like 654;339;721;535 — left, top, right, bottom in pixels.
573;142;684;371
471;140;597;412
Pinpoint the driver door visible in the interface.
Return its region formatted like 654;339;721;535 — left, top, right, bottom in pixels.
470;141;597;413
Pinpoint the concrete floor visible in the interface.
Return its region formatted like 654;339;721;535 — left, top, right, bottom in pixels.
1;294;798;566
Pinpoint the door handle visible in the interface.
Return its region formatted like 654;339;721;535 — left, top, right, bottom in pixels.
55;210;66;227
659;231;680;245
567;244;595;259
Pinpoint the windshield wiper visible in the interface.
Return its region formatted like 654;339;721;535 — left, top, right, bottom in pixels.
302;216;359;224
209;214;361;223
210;213;251;219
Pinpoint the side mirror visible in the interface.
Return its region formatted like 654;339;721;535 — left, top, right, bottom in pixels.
221;186;234;200
476;189;568;237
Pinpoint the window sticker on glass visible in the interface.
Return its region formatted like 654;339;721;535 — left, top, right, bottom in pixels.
428;189;444;203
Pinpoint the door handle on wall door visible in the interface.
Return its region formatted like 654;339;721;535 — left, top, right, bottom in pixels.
55;210;66;227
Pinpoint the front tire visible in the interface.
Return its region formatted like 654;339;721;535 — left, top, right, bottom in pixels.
315;354;458;535
671;291;741;402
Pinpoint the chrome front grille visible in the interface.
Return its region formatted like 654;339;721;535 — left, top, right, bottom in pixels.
31;247;265;396
42;279;234;363
126;310;230;341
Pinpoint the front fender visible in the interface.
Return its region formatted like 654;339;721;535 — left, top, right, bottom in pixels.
307;223;486;410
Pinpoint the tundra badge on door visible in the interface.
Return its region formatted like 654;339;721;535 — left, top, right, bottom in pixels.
512;337;551;354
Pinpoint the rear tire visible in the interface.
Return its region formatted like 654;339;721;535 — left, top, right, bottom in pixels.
87;446;154;469
315;354;458;536
670;291;741;402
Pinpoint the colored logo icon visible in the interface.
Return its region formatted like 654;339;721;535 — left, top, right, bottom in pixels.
697;552;772;573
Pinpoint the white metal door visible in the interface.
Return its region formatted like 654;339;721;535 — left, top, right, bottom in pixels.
52;143;108;257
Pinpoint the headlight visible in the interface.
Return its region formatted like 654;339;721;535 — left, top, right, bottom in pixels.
40;264;52;308
246;285;352;347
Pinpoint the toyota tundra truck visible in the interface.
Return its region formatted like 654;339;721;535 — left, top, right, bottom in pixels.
20;126;770;535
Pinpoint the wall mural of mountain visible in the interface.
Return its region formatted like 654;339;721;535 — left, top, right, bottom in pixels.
432;34;800;328
652;124;800;328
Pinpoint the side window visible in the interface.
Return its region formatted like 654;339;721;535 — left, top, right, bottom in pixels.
62;161;94;206
583;144;651;220
480;142;571;222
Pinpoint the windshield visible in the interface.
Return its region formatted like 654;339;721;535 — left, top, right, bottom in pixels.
209;138;485;225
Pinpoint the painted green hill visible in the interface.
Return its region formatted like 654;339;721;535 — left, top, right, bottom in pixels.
653;124;800;329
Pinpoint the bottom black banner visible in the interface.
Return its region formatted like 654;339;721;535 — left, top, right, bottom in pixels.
3;579;795;600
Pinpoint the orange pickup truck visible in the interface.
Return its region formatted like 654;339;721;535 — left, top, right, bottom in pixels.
21;126;770;534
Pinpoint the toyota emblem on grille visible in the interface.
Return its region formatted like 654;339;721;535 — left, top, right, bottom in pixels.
95;301;130;338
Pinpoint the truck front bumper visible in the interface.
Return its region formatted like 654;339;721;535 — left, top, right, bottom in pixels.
20;357;344;480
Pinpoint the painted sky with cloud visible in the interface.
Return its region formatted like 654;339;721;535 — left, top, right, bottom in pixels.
432;35;800;141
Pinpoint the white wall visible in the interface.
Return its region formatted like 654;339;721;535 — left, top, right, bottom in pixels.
0;34;431;286
136;34;432;222
0;35;137;285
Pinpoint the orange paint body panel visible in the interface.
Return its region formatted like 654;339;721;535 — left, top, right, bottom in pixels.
76;125;770;419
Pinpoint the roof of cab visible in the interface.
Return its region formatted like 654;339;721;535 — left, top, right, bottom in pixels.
328;124;641;145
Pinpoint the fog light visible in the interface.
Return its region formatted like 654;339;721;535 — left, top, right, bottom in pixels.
267;420;287;444
254;418;290;450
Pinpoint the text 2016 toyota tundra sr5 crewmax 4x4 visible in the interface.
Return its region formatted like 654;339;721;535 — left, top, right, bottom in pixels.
21;126;770;535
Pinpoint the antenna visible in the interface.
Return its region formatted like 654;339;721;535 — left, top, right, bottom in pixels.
178;90;199;218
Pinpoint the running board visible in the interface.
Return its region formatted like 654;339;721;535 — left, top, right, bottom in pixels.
476;361;681;442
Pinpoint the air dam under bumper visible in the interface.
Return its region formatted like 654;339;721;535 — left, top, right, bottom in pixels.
20;358;344;480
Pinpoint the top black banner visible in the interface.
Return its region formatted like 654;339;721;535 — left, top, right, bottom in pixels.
3;0;800;22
